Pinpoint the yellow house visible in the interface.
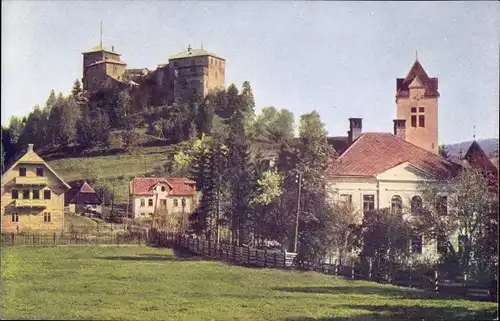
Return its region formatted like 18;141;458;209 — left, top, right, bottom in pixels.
1;144;70;233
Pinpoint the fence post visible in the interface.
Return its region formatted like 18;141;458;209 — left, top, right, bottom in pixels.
11;233;14;245
369;260;373;280
264;248;267;267
53;233;56;245
335;261;339;276
351;261;355;279
274;252;277;268
434;270;439;293
247;246;250;266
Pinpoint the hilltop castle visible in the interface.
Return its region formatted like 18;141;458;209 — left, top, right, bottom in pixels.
82;31;226;105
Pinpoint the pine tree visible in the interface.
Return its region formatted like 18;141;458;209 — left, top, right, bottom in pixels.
294;111;334;261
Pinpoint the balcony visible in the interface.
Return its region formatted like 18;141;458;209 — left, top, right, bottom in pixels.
14;176;47;186
15;199;48;208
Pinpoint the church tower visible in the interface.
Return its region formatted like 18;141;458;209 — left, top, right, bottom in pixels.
395;57;439;154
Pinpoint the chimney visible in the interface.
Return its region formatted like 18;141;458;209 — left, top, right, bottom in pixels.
393;119;406;140
112;45;114;52
27;144;34;152
348;118;362;144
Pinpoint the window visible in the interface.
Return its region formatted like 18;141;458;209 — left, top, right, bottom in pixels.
32;190;40;200
149;213;153;216
140;199;145;207
44;190;51;200
419;115;425;127
363;195;375;213
411;115;417;128
12;190;19;200
391;195;403;213
22;190;30;199
437;235;448;254
140;213;145;216
340;194;352;206
36;168;44;177
11;214;19;223
19;167;27;177
411;235;423;254
160;199;167;206
43;212;51;223
436;196;448;215
174;199;179;207
411;107;417;113
419;107;425;113
161;186;166;192
148;199;153;207
182;198;186;208
411;195;422;215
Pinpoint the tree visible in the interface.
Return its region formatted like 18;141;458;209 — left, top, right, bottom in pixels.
327;202;363;266
439;145;450;159
294;111;334;261
254;107;295;142
76;105;94;149
240;81;256;138
360;208;413;281
415;167;498;281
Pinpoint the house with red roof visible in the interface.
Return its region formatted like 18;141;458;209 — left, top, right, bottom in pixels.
129;177;198;219
326;117;463;256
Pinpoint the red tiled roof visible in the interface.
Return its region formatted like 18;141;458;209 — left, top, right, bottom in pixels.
327;133;462;179
130;177;196;196
396;60;439;98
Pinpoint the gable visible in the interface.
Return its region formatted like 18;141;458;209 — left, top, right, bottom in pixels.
1;150;70;190
376;162;437;182
409;76;424;88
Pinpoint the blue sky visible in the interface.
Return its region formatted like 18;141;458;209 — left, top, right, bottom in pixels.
1;1;498;144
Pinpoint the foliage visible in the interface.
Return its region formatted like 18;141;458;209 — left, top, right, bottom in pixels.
327;202;363;266
415;168;498;281
360;209;413;280
438;144;450;159
253;106;295;142
251;170;283;206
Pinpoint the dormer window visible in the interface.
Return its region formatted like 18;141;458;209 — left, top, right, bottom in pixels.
19;168;27;177
36;168;44;177
161;186;166;192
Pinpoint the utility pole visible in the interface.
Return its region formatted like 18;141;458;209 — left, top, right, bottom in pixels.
294;171;303;253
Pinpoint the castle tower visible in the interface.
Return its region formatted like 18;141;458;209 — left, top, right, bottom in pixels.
82;23;127;93
395;57;440;154
168;45;225;103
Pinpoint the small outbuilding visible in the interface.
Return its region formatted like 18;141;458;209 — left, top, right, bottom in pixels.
65;181;102;216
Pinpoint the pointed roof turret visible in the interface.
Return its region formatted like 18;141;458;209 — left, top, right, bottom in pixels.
396;58;440;98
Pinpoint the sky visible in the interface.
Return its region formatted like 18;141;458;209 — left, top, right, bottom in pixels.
1;1;498;144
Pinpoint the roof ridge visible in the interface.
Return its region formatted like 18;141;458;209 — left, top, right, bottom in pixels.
336;133;367;159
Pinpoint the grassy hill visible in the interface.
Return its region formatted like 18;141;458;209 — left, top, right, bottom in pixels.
1;246;496;321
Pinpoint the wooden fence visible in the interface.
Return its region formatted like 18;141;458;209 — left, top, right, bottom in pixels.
148;229;296;268
1;231;148;246
148;228;496;302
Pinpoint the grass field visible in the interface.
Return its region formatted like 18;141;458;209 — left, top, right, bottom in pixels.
0;246;496;321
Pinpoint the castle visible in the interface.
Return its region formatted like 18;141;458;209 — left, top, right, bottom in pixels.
82;28;226;105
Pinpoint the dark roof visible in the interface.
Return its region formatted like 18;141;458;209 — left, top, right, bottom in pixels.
464;140;499;188
65;181;102;205
327;136;350;155
327;132;462;179
396;60;439;98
